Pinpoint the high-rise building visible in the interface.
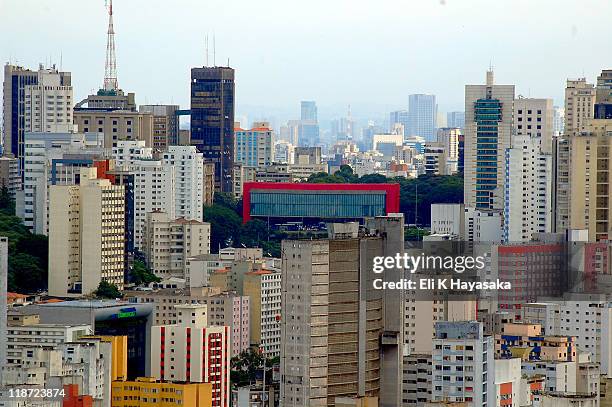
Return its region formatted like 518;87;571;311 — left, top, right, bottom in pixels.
235;124;274;168
48;167;125;296
595;69;612;119
139;104;179;148
132;159;175;249
243;269;282;357
150;304;230;407
564;78;596;136
447;111;465;129
23;68;73;135
504;134;552;242
464;70;515;210
553;106;565;135
162;146;204;222
190;66;235;192
514;97;554;153
301;101;318;122
19;132;105;235
423;143;447;175
554;79;597;235
2;64;71;167
569;119;612;241
0;237;7;366
280;216;405;407
299;101;319;146
408;94;437;141
143;211;211;279
431;321;494;406
390;110;409;136
436;128;461;162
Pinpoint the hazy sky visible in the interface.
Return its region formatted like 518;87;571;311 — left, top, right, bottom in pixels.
1;0;610;124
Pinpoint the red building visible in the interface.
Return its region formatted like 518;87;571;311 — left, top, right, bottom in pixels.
242;182;401;223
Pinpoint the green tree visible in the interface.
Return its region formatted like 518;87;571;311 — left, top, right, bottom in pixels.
94;281;122;299
231;348;278;387
7;252;46;293
0;186;15;215
203;204;242;253
130;259;160;286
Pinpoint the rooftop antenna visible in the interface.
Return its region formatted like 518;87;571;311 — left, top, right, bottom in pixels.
103;0;119;91
60;51;63;71
227;57;230;67
205;34;209;67
213;34;216;66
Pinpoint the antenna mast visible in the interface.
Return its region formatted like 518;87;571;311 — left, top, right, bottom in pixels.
103;0;119;91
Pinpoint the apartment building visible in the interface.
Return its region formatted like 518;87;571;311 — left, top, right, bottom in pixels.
19;131;105;235
243;269;281;357
128;287;250;357
431;321;494;406
150;304;230;407
143;211;210;279
48;167;125;296
504;134;552;242
280;216;405;407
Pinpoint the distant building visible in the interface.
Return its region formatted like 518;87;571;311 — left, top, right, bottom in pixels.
190;66;235;192
390;110;409;136
48;167;125;296
447;111;465;129
235;124;274;168
408;94;437;141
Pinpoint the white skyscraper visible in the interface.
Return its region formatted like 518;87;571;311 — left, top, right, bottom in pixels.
504;135;552;242
23;68;73;134
132;159;176;249
162;146;204;222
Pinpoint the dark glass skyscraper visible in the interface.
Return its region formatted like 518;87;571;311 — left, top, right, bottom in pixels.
190;66;235;192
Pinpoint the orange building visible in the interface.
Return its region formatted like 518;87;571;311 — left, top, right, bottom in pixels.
63;384;93;407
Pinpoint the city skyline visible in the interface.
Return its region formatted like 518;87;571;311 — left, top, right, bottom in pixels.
2;0;610;123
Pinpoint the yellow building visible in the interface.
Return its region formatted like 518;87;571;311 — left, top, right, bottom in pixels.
111;377;212;407
48;167;125;296
81;335;128;381
569;119;612;241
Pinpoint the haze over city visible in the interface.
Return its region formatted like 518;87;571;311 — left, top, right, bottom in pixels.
2;0;611;123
